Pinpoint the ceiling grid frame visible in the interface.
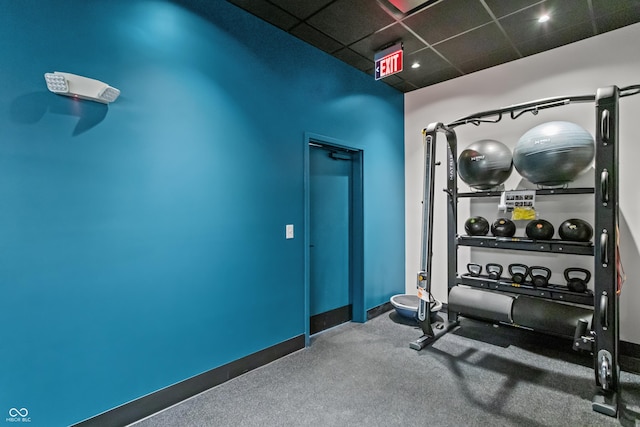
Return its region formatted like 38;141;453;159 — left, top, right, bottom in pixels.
227;0;640;92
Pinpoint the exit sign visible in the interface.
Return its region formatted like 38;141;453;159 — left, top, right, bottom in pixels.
375;43;403;80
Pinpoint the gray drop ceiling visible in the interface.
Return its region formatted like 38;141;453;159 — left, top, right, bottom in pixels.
226;0;640;93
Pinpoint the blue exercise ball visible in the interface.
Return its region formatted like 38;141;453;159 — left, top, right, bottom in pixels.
458;139;513;190
513;121;594;186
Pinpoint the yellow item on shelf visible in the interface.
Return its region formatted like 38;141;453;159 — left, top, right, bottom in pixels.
512;207;536;221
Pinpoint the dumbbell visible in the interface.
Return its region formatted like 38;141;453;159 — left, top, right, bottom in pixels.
564;267;591;293
467;263;482;277
508;263;528;284
485;263;503;280
528;266;551;288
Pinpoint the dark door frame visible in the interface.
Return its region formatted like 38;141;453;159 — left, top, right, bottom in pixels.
304;132;364;346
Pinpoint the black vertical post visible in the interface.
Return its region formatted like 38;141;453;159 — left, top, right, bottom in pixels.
416;124;440;335
410;123;460;349
445;130;458;323
592;86;620;416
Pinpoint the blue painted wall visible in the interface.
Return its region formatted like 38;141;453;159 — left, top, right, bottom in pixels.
0;0;404;425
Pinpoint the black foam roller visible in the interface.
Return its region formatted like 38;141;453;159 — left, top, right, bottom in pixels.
448;286;514;323
512;296;593;338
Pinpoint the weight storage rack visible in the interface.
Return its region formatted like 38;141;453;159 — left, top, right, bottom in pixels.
411;85;640;417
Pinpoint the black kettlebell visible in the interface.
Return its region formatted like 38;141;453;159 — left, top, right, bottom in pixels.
465;216;490;236
528;266;551;288
525;219;554;240
491;218;516;237
485;263;503;280
508;263;528;284
564;267;591;293
467;263;482;277
558;218;593;242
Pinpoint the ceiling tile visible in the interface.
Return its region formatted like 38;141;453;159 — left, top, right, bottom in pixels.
594;10;640;34
397;48;462;88
226;0;640;92
390;79;420;93
290;22;344;54
307;0;397;45
455;48;521;74
434;23;516;65
591;0;640;16
405;65;463;89
399;48;453;78
515;21;596;56
269;0;335;20
483;0;544;19
377;73;404;85
500;0;593;46
332;48;374;72
226;0;300;31
591;0;640;33
402;0;492;44
349;23;426;61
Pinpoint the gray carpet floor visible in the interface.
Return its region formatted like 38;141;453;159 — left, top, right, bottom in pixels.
131;312;640;426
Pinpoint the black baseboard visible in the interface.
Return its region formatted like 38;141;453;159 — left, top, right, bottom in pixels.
620;340;640;374
73;334;305;427
367;301;393;320
310;304;352;335
620;340;640;358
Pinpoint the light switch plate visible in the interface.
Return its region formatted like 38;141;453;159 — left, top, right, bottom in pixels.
286;224;294;239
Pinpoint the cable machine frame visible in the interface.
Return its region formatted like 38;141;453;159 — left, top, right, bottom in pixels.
411;84;640;417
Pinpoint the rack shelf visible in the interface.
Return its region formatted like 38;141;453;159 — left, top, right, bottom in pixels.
458;187;595;198
458;274;594;306
457;235;594;255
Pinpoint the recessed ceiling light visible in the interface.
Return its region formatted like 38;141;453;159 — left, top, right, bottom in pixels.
538;14;550;23
411;62;420;69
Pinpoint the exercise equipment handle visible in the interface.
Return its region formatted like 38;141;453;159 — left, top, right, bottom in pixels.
600;169;609;205
600;231;609;266
573;319;589;342
600;293;609;329
601;109;610;144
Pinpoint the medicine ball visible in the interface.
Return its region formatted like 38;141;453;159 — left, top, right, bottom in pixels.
558;218;593;242
458;139;513;190
465;216;490;236
513;121;594;186
525;219;554;240
491;218;516;237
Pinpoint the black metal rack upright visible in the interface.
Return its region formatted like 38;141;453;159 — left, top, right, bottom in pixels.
411;84;640;417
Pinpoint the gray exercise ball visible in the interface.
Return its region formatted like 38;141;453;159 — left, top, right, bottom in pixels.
458;139;513;190
513;121;594;186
